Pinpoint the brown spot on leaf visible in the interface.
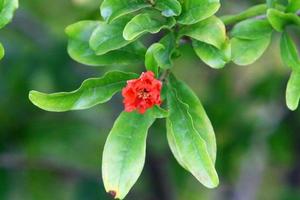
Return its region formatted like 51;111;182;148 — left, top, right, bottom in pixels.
108;190;117;199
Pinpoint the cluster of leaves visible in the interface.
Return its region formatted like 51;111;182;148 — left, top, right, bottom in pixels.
28;0;300;199
0;0;18;60
266;1;300;110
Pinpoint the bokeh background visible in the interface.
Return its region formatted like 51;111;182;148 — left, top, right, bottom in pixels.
0;0;300;199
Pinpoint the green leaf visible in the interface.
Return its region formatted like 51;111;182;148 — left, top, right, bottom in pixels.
155;0;182;17
287;0;300;13
29;71;138;112
267;8;300;32
230;19;273;66
193;39;231;69
145;33;177;74
231;19;273;40
0;42;4;60
286;70;300;111
166;77;219;188
178;0;220;25
0;0;18;29
179;16;226;49
280;32;300;69
231;36;271;66
102;107;165;199
145;43;164;77
66;21;145;66
168;74;217;163
100;0;151;23
123;11;176;41
89;16;134;55
155;32;177;69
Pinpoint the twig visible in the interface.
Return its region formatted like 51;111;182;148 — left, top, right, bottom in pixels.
159;69;170;82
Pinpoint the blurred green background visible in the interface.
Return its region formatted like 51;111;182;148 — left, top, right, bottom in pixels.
1;0;300;199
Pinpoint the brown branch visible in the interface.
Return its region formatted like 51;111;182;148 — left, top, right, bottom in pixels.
159;69;170;82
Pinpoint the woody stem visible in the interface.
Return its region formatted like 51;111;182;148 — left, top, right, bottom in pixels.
159;69;171;82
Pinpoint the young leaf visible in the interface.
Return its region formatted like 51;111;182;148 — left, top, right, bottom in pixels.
102;107;166;200
280;32;300;69
155;0;182;17
286;70;300;111
66;21;145;66
179;16;226;49
0;0;18;29
231;19;273;40
100;0;151;23
145;33;176;74
231;36;272;66
155;33;177;69
166;79;219;188
168;74;217;163
145;43;165;77
123;11;176;41
29;71;138;112
267;8;300;32
192;39;231;69
178;0;220;25
89;16;134;55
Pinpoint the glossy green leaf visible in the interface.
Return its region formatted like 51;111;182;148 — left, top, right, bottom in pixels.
287;0;300;13
286;70;300;111
155;0;182;17
178;0;220;25
89;16;133;55
179;16;226;49
0;42;4;60
100;0;150;23
168;74;217;163
0;0;18;29
193;39;231;69
29;71;138;112
102;107;166;200
145;43;165;77
267;8;300;32
231;36;271;66
231;19;273;40
66;21;145;66
280;32;300;69
123;11;176;41
166;78;219;188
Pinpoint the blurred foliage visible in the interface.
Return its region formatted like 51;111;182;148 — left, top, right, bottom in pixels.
0;0;300;199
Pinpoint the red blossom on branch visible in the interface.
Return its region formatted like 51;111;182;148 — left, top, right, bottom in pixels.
122;71;162;114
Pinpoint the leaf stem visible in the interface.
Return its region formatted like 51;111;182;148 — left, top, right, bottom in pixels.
220;4;268;26
221;4;300;26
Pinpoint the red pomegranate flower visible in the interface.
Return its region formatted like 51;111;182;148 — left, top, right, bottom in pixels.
122;71;162;114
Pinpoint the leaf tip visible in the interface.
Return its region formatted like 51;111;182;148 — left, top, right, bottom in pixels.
108;190;117;199
28;90;37;102
287;103;298;111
